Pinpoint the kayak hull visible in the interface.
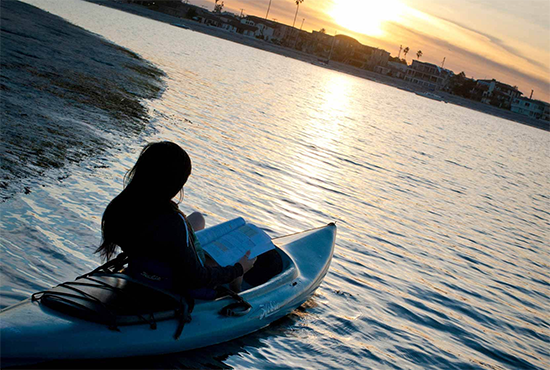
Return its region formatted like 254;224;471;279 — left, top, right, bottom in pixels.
1;223;336;366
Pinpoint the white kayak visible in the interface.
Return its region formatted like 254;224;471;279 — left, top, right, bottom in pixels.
1;221;336;367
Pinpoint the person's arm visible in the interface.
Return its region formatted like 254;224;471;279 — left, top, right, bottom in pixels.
159;213;244;290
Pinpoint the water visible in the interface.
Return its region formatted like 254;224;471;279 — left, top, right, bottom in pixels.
1;1;549;369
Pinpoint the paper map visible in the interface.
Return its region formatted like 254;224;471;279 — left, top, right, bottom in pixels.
200;219;275;267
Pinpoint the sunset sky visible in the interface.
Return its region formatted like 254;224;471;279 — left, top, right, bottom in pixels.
192;0;550;102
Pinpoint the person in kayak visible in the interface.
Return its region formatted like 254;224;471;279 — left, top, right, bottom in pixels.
95;141;256;295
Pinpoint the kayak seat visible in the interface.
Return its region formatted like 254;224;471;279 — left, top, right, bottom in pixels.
32;273;189;329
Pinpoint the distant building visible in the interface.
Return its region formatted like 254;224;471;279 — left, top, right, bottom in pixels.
127;1;385;70
404;60;453;90
511;97;550;120
130;1;207;20
318;34;389;70
306;30;334;58
473;79;522;109
388;61;408;76
241;16;296;44
331;34;362;64
274;23;302;46
363;46;390;70
219;17;256;36
374;65;391;75
241;16;278;41
198;13;223;27
375;60;408;79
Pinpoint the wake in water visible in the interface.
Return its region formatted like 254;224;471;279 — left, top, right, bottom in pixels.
0;1;165;201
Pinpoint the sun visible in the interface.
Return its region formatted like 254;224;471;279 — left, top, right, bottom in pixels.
329;0;405;37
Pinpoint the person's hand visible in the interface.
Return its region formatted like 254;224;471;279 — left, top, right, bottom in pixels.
237;251;257;274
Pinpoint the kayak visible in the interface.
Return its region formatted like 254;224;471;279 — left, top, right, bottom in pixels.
0;221;336;367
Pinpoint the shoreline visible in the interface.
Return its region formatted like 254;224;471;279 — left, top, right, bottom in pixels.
88;0;549;132
0;1;165;201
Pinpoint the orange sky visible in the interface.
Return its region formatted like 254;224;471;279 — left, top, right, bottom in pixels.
193;0;550;102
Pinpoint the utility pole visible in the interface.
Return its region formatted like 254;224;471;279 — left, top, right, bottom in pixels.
240;8;244;18
292;0;303;28
441;57;446;68
327;31;337;62
293;18;305;49
398;45;402;59
265;0;272;19
530;90;534;99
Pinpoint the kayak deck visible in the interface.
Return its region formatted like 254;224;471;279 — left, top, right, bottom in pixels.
1;222;336;365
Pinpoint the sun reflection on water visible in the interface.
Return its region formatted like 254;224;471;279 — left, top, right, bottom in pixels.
277;74;355;227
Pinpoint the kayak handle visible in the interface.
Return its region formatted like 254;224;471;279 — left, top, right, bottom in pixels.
220;301;252;317
216;286;252;317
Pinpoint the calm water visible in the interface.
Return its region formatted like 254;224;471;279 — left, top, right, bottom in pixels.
2;1;549;369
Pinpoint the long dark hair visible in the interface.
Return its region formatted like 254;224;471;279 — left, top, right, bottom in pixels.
95;141;192;261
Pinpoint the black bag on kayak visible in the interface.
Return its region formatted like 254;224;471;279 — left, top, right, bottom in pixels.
31;253;193;340
243;249;283;287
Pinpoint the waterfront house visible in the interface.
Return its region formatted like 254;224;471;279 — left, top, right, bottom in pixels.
375;60;407;78
306;30;334;58
511;97;550;121
272;22;299;46
332;34;362;63
363;46;390;70
241;16;278;41
474;79;522;109
220;18;257;36
389;61;408;78
404;60;453;91
324;34;389;70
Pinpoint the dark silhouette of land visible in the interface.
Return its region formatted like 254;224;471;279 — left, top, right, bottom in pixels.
0;1;165;200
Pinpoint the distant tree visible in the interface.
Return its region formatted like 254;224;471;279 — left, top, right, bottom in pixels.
458;79;477;98
319;28;326;34
448;71;476;98
389;56;407;65
416;50;423;59
163;1;183;8
186;7;197;19
213;0;224;13
448;71;465;88
403;46;409;60
135;1;158;9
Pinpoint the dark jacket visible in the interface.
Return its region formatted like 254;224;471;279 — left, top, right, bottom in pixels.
106;200;243;292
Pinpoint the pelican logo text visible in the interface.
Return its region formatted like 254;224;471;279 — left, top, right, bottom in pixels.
259;302;279;319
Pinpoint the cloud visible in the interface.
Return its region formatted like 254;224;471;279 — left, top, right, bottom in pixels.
432;15;549;72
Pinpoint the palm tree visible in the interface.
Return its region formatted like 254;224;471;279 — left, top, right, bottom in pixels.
213;0;224;13
403;46;409;60
416;50;423;60
292;0;304;28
